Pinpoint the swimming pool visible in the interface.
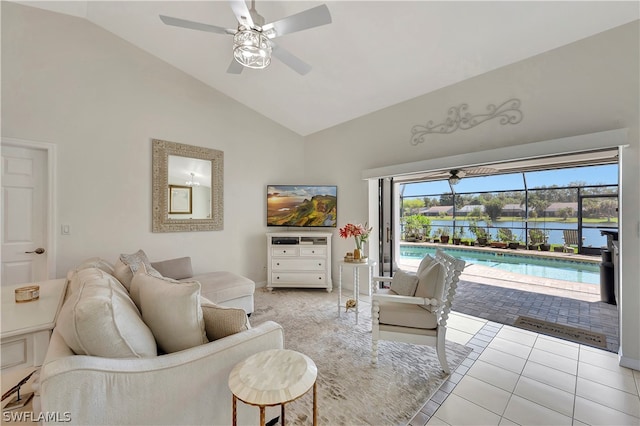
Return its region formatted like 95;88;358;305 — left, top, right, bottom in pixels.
400;245;601;284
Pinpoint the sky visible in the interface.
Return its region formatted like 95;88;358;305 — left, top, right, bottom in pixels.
402;164;618;197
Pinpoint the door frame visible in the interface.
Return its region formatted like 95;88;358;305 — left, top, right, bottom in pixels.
1;137;57;280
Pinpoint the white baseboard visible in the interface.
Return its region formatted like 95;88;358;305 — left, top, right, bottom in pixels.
618;350;640;371
255;280;268;288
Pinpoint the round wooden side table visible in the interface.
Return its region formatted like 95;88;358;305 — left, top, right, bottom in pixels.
228;349;318;426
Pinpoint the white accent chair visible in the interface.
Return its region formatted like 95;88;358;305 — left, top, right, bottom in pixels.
371;249;466;373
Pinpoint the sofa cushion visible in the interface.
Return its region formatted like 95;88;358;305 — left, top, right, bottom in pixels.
65;257;116;298
389;270;419;296
113;249;161;292
56;268;157;358
414;260;447;300
132;266;207;353
151;257;193;280
192;271;255;304
200;297;250;341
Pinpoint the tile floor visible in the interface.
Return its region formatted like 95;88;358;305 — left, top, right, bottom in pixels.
408;311;640;426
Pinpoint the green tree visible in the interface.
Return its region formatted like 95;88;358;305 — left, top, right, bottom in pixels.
485;199;505;221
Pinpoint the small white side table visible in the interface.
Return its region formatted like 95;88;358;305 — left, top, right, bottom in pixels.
1;279;67;372
338;259;377;324
228;349;317;426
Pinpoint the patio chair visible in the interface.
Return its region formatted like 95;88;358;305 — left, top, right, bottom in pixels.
371;249;466;373
562;229;584;253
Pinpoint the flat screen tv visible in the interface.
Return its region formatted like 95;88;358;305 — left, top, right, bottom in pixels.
267;185;337;227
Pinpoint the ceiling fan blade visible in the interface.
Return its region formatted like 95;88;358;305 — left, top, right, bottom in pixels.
262;4;331;38
272;43;312;75
226;59;244;74
159;15;230;35
228;0;254;29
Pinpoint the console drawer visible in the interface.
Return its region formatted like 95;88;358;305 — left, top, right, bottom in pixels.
300;247;327;257
271;247;299;257
272;258;325;271
271;272;326;284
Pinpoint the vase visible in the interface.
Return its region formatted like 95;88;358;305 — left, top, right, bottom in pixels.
353;248;362;260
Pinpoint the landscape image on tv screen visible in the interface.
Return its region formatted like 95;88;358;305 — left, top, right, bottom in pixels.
267;185;337;227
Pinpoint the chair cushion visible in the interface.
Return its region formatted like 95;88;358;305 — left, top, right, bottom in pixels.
56;268;157;358
377;298;438;329
389;270;419;296
414;260;446;300
416;254;435;276
151;257;193;280
200;297;251;341
113;249;161;292
131;266;207;353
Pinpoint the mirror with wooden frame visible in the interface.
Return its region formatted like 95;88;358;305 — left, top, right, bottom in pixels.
152;139;223;232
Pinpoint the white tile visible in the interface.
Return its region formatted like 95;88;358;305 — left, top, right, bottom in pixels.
434;393;501;426
487;337;533;359
453;375;511;416
528;348;578;375
478;348;526;374
426;416;451;426
576;377;640;417
521;361;577;394
534;337;579;360
572;421;589;426
574;396;640;426
503;395;572;426
448;313;487;335
513;376;575;417
538;333;580;349
446;328;475;346
579;348;634;376
578;362;638;394
467;360;520;393
499;418;520;426
495;327;537;347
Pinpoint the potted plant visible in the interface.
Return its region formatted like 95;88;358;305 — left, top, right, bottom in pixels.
438;227;450;244
468;218;489;246
452;226;465;245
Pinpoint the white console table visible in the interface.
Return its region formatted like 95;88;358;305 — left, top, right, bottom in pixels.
1;279;67;372
337;260;377;324
267;232;332;292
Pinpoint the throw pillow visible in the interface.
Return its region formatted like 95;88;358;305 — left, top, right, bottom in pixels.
132;266;207;353
414;260;447;300
113;249;161;292
416;254;435;276
56;268;157;358
389;270;419;296
200;297;251;341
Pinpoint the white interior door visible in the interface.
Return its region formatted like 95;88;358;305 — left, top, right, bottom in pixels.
1;144;49;285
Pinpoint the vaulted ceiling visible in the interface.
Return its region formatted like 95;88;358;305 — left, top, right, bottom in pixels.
16;1;640;136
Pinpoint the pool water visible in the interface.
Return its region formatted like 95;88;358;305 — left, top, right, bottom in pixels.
400;246;600;285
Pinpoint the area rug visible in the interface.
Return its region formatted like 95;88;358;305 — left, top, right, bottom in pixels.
515;316;607;348
250;288;472;425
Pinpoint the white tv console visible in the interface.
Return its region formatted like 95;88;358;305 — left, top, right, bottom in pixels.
267;232;332;292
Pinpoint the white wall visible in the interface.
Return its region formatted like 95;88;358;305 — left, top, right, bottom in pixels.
1;2;306;282
305;21;640;367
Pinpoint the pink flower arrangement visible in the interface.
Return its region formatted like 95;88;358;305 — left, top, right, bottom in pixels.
339;223;373;250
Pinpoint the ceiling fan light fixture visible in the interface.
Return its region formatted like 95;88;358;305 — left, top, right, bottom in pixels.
233;29;272;69
448;170;461;185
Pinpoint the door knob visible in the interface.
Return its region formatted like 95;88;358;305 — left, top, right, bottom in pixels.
25;248;46;254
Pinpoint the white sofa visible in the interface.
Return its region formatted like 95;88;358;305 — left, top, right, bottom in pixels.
35;254;283;425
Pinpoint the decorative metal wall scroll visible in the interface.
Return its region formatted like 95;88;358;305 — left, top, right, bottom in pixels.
410;98;523;145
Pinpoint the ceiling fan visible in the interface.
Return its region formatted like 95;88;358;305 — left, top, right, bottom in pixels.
159;0;332;75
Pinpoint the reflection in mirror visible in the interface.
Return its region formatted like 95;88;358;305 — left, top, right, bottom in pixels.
168;156;211;219
152;139;223;232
